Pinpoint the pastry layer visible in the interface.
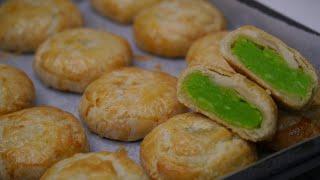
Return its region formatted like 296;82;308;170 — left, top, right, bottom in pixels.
232;37;313;99
182;71;262;129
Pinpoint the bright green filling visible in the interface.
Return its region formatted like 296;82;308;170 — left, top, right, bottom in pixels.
232;37;313;99
182;72;262;129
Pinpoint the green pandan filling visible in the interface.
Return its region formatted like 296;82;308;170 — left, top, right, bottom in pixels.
182;72;262;129
232;37;313;99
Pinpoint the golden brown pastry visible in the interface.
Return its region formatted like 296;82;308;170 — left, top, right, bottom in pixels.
220;25;318;110
79;67;187;141
140;113;257;180
177;66;277;142
0;64;35;116
91;0;162;24
266;106;320;151
34;28;132;93
133;0;226;57
0;0;83;53
186;31;234;72
0;106;89;180
41;150;148;180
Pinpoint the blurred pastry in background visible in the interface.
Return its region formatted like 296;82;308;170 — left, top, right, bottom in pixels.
34;28;132;93
41;150;148;180
79;67;187;141
221;26;318;110
266;106;320;151
0;106;89;180
140;113;257;180
0;0;83;53
134;0;226;58
91;0;162;24
0;64;35;116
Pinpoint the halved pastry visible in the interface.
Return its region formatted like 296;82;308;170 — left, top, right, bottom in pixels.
221;26;318;110
177;66;277;141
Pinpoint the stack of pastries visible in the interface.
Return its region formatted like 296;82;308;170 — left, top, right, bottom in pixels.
0;0;319;180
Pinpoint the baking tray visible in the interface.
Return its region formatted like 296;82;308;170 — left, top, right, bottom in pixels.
1;0;320;179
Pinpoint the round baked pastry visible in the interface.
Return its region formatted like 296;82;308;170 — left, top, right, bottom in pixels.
41;150;148;180
91;0;162;24
266;106;320;151
133;0;226;57
186;31;234;72
0;64;35;116
0;106;89;180
79;67;187;141
140;113;257;179
0;0;83;53
34;28;132;93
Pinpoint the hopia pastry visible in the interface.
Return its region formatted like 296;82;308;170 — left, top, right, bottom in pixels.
0;106;89;180
0;0;83;52
133;0;226;57
140;113;257;180
177;65;277;142
79;67;187;141
221;26;318;110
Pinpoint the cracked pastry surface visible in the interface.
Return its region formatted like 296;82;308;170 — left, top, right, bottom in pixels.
91;0;162;24
0;106;89;180
133;0;226;57
0;0;83;52
140;113;257;180
41;150;148;180
79;67;187;141
34;28;132;93
0;64;35;116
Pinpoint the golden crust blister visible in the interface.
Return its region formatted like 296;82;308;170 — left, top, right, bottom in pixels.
0;64;35;116
91;0;162;24
0;106;89;180
177;66;278;142
140;113;257;180
0;0;83;53
41;150;148;180
220;25;318;110
79;67;187;141
133;0;226;57
34;28;132;93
